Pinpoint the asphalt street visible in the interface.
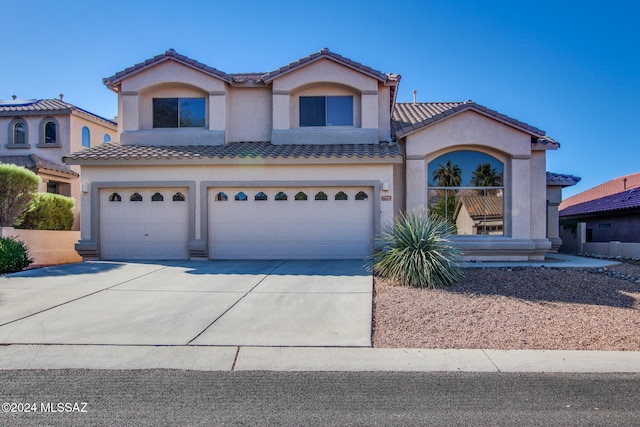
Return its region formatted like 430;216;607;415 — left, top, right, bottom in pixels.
1;370;639;426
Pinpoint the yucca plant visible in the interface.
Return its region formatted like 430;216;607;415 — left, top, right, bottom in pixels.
371;209;463;288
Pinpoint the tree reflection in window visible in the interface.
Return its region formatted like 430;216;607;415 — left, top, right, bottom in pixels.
275;191;288;201
151;192;164;202
355;191;368;201
314;191;328;201
109;193;122;202
335;191;348;200
216;192;228;201
428;150;504;236
255;191;268;201
234;192;247;201
173;192;186;201
295;191;307;201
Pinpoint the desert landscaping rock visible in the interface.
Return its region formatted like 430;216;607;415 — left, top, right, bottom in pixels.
373;261;640;351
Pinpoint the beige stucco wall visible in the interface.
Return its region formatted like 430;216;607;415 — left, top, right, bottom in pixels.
403;110;551;260
226;87;272;142
0;227;81;265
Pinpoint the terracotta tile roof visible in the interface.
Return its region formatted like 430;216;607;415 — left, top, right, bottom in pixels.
262;48;397;83
103;49;233;89
63;141;402;163
546;172;581;187
455;195;504;219
559;188;640;217
392;101;555;145
559;171;640;211
0;154;79;178
0;99;116;125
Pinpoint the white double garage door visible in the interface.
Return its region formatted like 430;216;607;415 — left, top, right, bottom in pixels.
100;186;374;260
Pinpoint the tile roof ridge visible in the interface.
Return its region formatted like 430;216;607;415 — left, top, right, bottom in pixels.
103;49;232;89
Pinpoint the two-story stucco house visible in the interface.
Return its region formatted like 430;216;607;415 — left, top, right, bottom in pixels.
0;97;117;229
63;48;574;261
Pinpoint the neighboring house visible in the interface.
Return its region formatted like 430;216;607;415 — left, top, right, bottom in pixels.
454;194;504;236
63;48;573;261
559;172;640;247
546;171;581;252
0;97;117;229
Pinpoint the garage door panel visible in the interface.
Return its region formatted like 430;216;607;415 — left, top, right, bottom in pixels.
100;188;189;260
209;187;374;260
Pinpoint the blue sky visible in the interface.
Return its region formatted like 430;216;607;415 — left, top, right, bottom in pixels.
2;0;638;197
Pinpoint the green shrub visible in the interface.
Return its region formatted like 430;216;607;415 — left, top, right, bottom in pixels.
0;164;41;227
371;209;464;288
15;193;75;230
0;237;33;274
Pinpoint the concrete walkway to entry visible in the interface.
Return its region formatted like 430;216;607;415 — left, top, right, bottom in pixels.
0;260;372;347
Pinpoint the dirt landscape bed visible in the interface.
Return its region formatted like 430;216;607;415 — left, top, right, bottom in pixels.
372;260;640;350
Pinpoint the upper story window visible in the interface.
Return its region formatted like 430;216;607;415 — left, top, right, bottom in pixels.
104;134;111;143
10;119;28;146
300;96;353;127
82;126;90;148
153;98;205;128
43;120;57;144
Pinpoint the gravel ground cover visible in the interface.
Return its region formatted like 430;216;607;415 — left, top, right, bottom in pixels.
372;260;640;350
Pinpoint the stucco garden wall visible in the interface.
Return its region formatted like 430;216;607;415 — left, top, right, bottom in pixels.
0;227;81;266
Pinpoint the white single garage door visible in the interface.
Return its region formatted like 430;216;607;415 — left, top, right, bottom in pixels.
209;187;374;259
100;188;190;260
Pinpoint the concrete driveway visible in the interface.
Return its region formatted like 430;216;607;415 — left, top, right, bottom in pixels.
0;260;372;347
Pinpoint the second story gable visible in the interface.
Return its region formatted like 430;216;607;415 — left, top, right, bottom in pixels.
102;49;400;146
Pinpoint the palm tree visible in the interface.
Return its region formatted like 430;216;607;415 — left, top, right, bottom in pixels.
471;163;501;187
433;160;462;187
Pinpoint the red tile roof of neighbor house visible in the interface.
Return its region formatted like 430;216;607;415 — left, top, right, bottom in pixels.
559;171;640;211
0;154;79;178
455;194;504;219
392;101;557;145
559;188;640;217
0;99;116;125
63;141;402;163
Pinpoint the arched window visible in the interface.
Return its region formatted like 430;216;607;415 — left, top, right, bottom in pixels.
82;126;91;148
43;120;57;144
355;191;368;201
275;191;288;201
151;192;164;201
130;192;143;202
314;191;328;201
294;191;307;201
173;192;186;201
255;191;268;201
108;193;122;202
104;134;111;143
427;150;504;236
215;192;228;201
235;192;247;201
335;191;348;200
10;119;27;146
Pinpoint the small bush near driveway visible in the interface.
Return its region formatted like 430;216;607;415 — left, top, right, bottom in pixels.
0;164;40;227
371;209;463;288
0;236;33;274
15;193;75;230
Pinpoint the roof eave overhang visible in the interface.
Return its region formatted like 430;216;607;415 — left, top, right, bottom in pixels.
63;156;403;167
394;105;554;145
263;55;389;85
103;56;232;92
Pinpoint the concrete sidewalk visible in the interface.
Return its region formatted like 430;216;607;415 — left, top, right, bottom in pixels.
0;345;638;373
